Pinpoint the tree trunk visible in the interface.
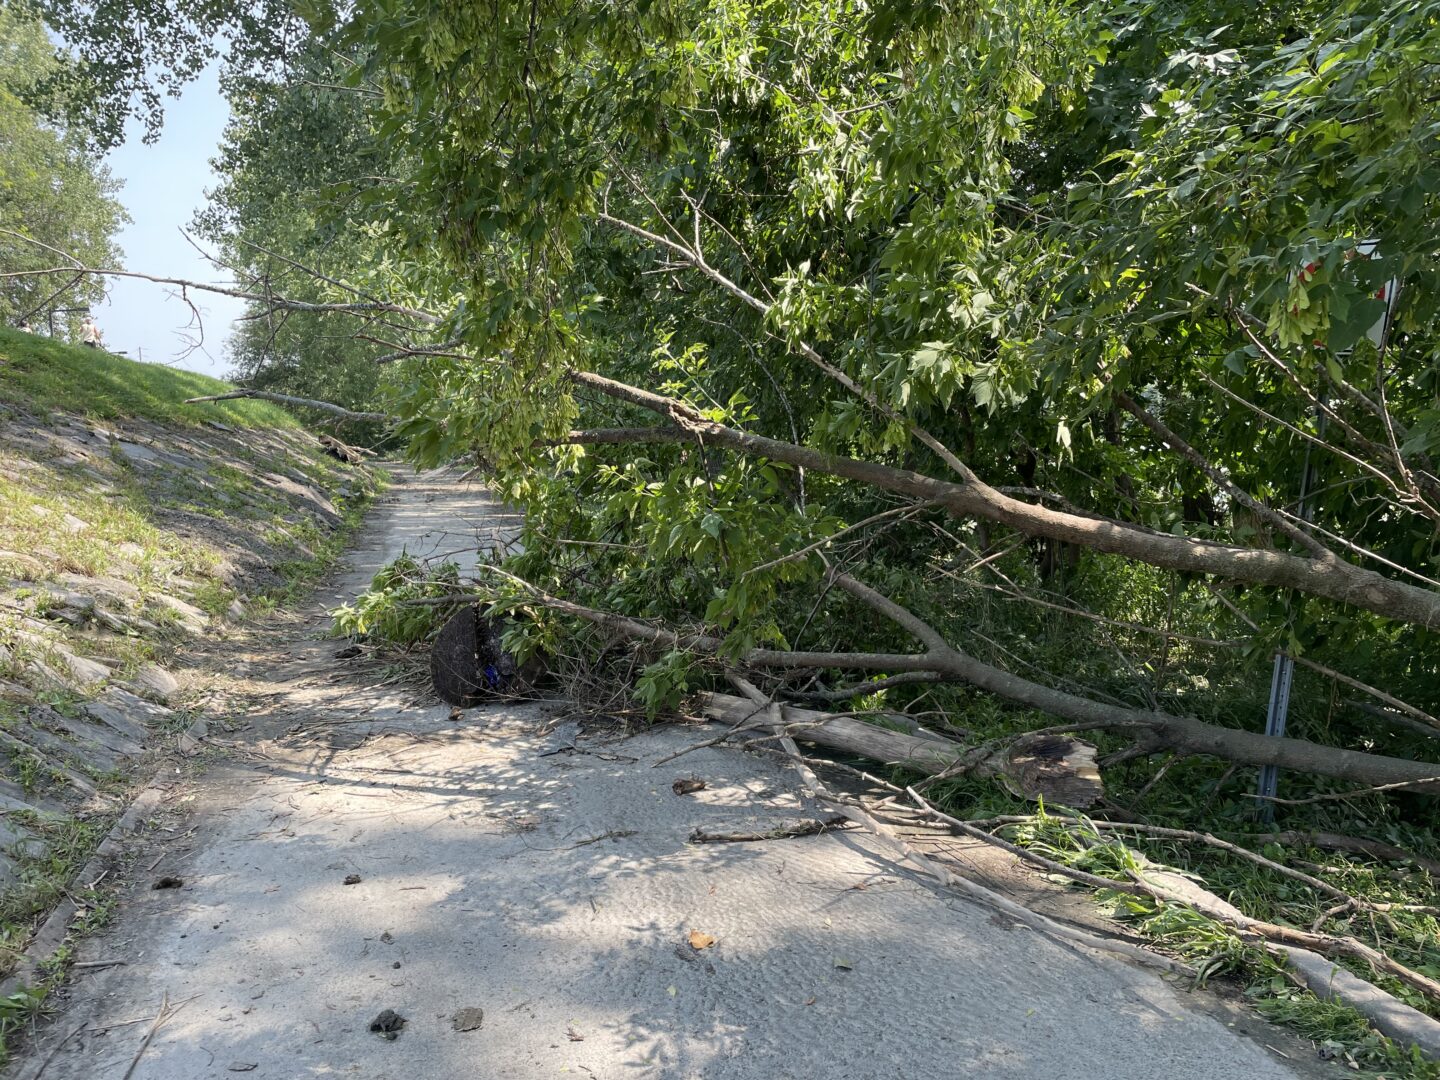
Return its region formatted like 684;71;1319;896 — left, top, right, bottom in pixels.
481;569;1440;797
698;692;1104;807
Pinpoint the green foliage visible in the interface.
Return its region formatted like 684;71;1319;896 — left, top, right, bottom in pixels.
0;2;127;336
191;40;423;441
987;804;1440;1076
0;985;48;1066
331;554;464;645
634;649;699;718
1254;990;1440;1078
23;0;1440;1064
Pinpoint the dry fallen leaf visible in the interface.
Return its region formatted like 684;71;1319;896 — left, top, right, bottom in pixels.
833;957;853;971
687;930;716;950
672;778;707;796
803;996;816;1006
566;1027;585;1042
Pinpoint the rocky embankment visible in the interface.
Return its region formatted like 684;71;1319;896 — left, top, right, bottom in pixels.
0;401;377;970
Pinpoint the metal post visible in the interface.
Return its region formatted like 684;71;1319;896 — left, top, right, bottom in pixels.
1254;400;1326;822
1256;655;1295;821
1254;243;1397;820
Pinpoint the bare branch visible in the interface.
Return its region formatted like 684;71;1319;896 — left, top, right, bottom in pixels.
595;208;977;482
0;231;441;325
184;389;392;423
1113;389;1329;557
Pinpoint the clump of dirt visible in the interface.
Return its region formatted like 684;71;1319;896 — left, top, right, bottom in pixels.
369;1009;406;1040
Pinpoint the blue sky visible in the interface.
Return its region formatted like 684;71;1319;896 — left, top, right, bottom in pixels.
98;65;241;379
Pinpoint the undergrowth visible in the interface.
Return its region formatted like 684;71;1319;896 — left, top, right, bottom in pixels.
331;554;464;644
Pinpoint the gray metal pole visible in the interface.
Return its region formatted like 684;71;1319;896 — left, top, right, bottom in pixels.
1254;404;1326;821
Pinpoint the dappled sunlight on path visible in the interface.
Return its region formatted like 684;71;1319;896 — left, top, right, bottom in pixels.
13;468;1309;1080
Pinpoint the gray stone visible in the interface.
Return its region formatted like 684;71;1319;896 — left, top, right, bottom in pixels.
60;513;88;534
56;573;143;605
83;687;169;744
0;730;95;798
127;664;180;703
148;593;208;633
115;441;159;465
26;644;112;691
33;705;139;759
13;715;119;772
0;680;36;704
0;777;62;815
55;646;111;687
99;687;174;726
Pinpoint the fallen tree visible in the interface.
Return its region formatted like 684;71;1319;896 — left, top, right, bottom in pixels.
482;567;1440;796
562;367;1440;633
698;691;1104;807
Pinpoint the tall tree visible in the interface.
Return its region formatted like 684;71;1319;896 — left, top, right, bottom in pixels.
0;1;127;337
193;42;421;439
20;0;1440;792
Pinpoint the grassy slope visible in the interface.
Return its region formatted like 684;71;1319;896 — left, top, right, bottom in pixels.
0;327;296;428
0;332;380;1050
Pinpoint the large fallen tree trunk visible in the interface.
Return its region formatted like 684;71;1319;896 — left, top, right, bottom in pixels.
698;692;1104;807
483;567;1440;796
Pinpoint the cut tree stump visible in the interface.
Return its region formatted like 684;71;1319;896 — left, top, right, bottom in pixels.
699;692;1103;807
431;606;531;706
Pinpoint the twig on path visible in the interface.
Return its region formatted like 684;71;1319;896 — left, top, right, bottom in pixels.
568;830;638;848
651;703;769;767
32;1020;88;1080
72;960;127;970
723;675;1190;976
121;992;190;1080
689;815;852;844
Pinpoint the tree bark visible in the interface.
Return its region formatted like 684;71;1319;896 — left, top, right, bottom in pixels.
699;692;1105;806
488;568;1440;796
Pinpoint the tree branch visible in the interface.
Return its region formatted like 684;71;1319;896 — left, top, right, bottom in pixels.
1113;389;1329;557
184;389;392;423
486;567;1440;794
561;370;1440;631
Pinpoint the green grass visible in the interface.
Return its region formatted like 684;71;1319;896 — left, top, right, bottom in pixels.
0;327;298;428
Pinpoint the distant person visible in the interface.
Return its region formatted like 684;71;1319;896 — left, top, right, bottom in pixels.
79;315;103;349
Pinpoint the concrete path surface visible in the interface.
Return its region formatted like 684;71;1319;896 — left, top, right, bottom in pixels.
10;469;1314;1080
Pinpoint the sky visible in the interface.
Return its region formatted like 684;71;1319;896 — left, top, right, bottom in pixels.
97;66;241;379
